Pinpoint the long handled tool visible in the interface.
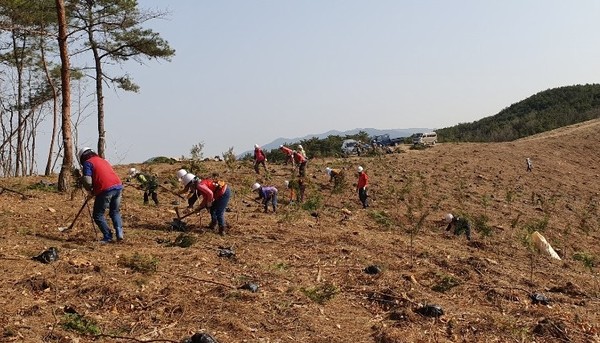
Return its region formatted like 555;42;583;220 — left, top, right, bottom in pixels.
59;196;92;232
159;184;186;200
170;206;204;231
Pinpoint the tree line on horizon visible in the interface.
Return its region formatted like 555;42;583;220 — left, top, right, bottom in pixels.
0;0;174;191
437;84;600;142
239;84;600;161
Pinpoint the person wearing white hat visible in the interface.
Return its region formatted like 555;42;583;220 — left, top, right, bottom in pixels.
252;182;278;213
356;166;368;208
279;145;294;165
253;144;268;174
176;169;187;181
444;213;471;240
77;147;123;243
325;167;343;185
292;150;308;177
178;172;200;208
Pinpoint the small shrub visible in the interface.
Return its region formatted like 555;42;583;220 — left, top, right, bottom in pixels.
431;275;461;293
118;253;159;274
510;214;521;229
523;216;549;234
302;194;322;212
61;313;101;335
272;262;289;271
222;147;236;170
370;210;394;229
170;234;196;248
573;252;596;271
473;213;493;237
27;181;56;192
301;283;339;304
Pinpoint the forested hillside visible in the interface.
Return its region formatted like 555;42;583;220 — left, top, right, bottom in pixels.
438;84;600;142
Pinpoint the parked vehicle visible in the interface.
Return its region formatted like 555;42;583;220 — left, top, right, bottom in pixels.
341;139;366;155
371;134;404;147
412;132;437;145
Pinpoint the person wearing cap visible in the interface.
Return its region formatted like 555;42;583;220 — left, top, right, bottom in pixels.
325;167;343;186
178;172;200;208
253;144;268;174
78;147;123;243
127;167;159;206
444;213;471;240
526;158;533;172
181;173;231;235
279;145;294;164
292;150;308;177
357;166;369;208
252;183;278;213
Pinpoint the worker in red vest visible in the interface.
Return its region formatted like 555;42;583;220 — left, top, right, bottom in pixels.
78;147;123;243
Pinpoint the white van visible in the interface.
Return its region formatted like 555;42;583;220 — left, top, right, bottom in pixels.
413;132;437;145
341;139;360;155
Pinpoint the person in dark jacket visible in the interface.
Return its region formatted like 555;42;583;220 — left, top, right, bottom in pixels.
78;147;123;243
127;167;159;205
444;213;471;240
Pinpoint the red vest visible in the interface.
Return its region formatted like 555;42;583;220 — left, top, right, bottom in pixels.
88;156;122;195
254;148;266;162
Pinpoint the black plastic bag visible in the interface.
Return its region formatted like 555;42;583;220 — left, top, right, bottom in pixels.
32;247;58;264
415;304;444;317
364;265;382;275
530;293;550;305
182;332;218;343
218;246;235;258
239;282;259;293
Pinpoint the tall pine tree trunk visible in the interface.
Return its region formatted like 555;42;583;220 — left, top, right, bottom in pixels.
56;0;73;192
41;35;59;176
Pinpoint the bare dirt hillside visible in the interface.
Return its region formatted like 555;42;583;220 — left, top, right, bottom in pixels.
1;119;599;343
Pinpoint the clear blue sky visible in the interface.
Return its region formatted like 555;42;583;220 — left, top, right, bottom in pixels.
75;0;600;163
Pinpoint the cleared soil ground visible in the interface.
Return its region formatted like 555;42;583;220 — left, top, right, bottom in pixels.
1;119;600;343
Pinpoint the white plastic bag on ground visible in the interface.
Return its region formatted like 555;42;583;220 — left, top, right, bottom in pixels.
531;231;561;260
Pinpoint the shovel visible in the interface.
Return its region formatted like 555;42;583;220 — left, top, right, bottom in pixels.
170;206;204;230
59;196;92;232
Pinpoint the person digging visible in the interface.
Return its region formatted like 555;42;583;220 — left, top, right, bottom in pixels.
252;182;278;213
78;147;124;243
181;173;231;235
444;213;472;241
127;167;159;206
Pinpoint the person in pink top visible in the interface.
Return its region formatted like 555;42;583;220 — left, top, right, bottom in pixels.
356;166;369;208
253;144;268;174
279;145;294;164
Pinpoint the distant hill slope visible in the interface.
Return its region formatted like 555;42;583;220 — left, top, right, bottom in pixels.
437;84;600;142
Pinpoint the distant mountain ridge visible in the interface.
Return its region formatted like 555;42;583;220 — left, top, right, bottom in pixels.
240;127;431;157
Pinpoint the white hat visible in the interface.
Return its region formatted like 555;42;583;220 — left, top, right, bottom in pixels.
298;144;303;149
128;167;137;176
176;169;187;180
357;166;364;173
325;167;332;175
279;145;283;148
284;180;290;187
181;173;196;186
254;144;260;149
77;147;93;162
444;213;454;223
252;182;261;191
